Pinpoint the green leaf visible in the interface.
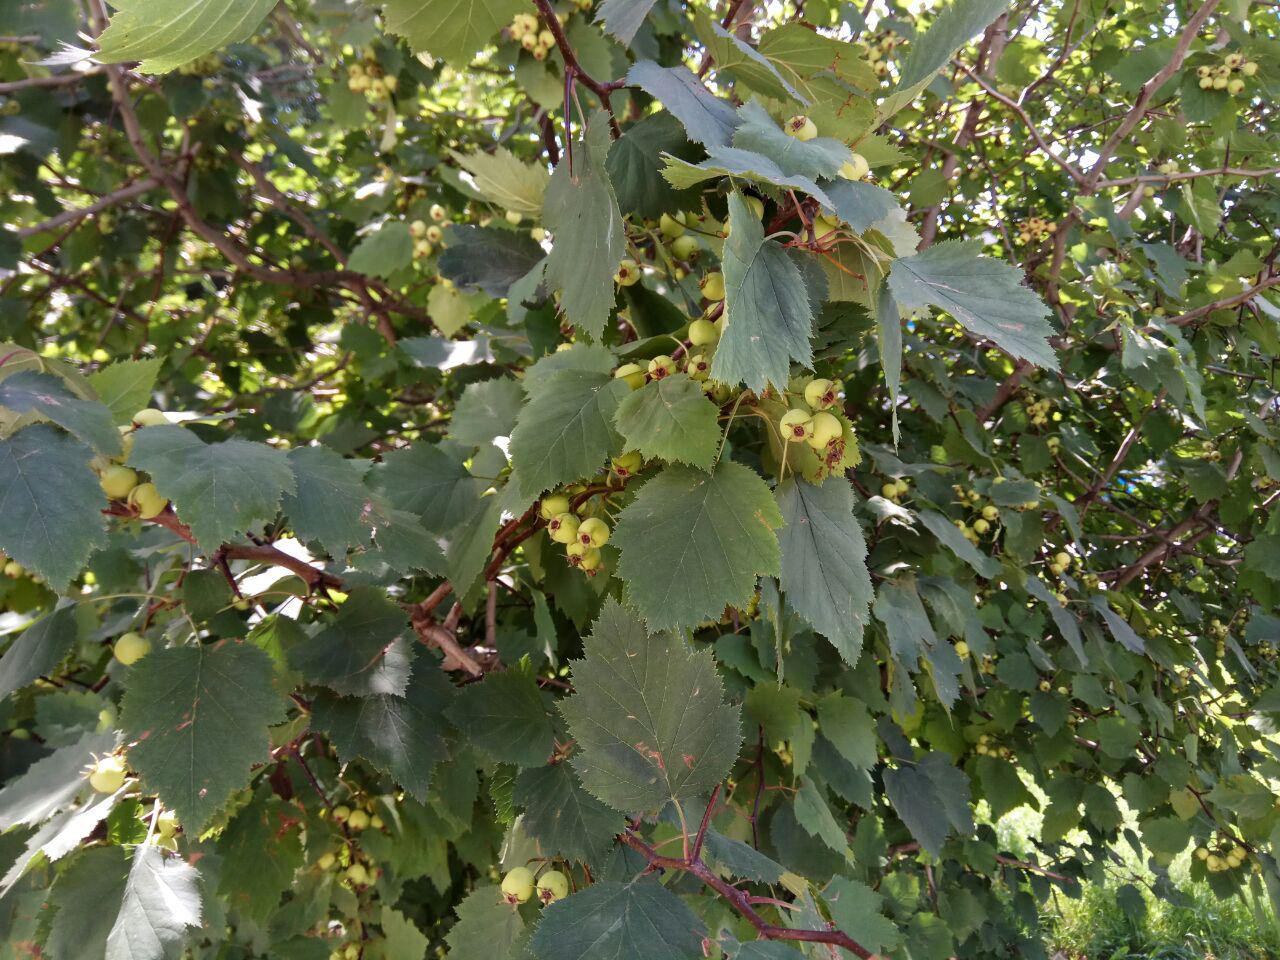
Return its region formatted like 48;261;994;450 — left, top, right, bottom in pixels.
448;147;549;218
0;730;115;829
975;755;1037;820
444;886;526;960
816;693;877;771
886;240;1058;371
822;877;901;956
883;752;973;856
0;370;121;455
703;830;785;883
606;112;704;221
693;9;801;104
380;0;525;66
757;23;877;101
96;0;275;73
426;284;487;337
826;180;903;233
438;225;545;297
776;478;873;664
347;221;413;279
104;845;202;960
595;0;658;44
732;100;851;180
509;369;629;499
87;357;163;426
626;62;739;148
917;509;1000;578
874;284;903;444
312;665;454;801
380;906;429;960
282;446;370;559
216;791;304;923
447;664;555;767
45;846;130;960
559;599;742;812
529;879;706;960
712;191;814;392
449;377;525;447
543;112;626;339
0;425;107;589
662;146;830;202
0;603;76;701
288;587;414;697
120;642;287;831
793;778;850;856
514;762;623;863
371;441;482;534
443;493;505;597
613;373;721;469
878;0;1010;119
614;461;782;631
129;425;295;550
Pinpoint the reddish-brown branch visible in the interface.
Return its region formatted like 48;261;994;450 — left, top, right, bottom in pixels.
619;831;875;959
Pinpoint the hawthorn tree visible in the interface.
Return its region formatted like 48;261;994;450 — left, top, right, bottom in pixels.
0;0;1278;957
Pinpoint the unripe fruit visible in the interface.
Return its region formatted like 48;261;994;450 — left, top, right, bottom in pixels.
647;355;675;380
568;545;602;571
1054;551;1071;567
981;505;999;521
804;378;838;409
954;641;970;658
883;483;899;498
973;518;990;534
615;259;640;286
893;479;908;496
611;450;642;478
132;408;167;427
370;814;384;830
669;235;697;260
128;483;169;520
1038;679;1051;692
548;513;580;544
114;631;151;665
429;203;447;222
3;561;22;578
659;212;686;238
411;220;427;238
502;866;536;903
347;809;370;831
779;408;813;441
838;152;869;180
614;363;646;390
1198;77;1213;89
688;318;719;346
333;805;352;822
100;465;139;500
1227;78;1245;95
1241;61;1257;76
577;517;609;548
743;196;765;220
425;225;443;244
1195;846;1209;861
540;495;571;521
1207;854;1223;872
685;355;711;381
785;115;817;141
317;851;336;870
812;214;840;242
807;411;842;449
345;862;370;886
1086;83;1100;94
505;209;524;225
536;869;569;904
88;755;127;794
700;272;725;301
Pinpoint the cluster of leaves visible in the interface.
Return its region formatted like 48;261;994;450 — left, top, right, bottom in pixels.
1;0;1279;958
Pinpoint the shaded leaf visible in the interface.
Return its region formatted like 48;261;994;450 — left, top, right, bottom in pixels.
529;879;705;960
514;762;623;863
613;373;721;469
0;370;120;455
288;587;414;697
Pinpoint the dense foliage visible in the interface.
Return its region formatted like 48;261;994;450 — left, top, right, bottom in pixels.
1;0;1279;958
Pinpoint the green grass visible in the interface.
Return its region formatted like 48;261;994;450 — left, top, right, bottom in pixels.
984;800;1279;958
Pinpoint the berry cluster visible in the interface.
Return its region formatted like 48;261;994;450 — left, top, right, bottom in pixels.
501;866;569;905
507;14;557;61
1194;53;1257;95
95;408;172;519
951;486;999;542
1025;397;1053;428
542;493;611;574
866;30;900;77
880;476;911;503
973;733;1012;759
1;556;41;585
346;60;397;100
410;218;443;259
1016;216;1056;245
1195;841;1251;873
